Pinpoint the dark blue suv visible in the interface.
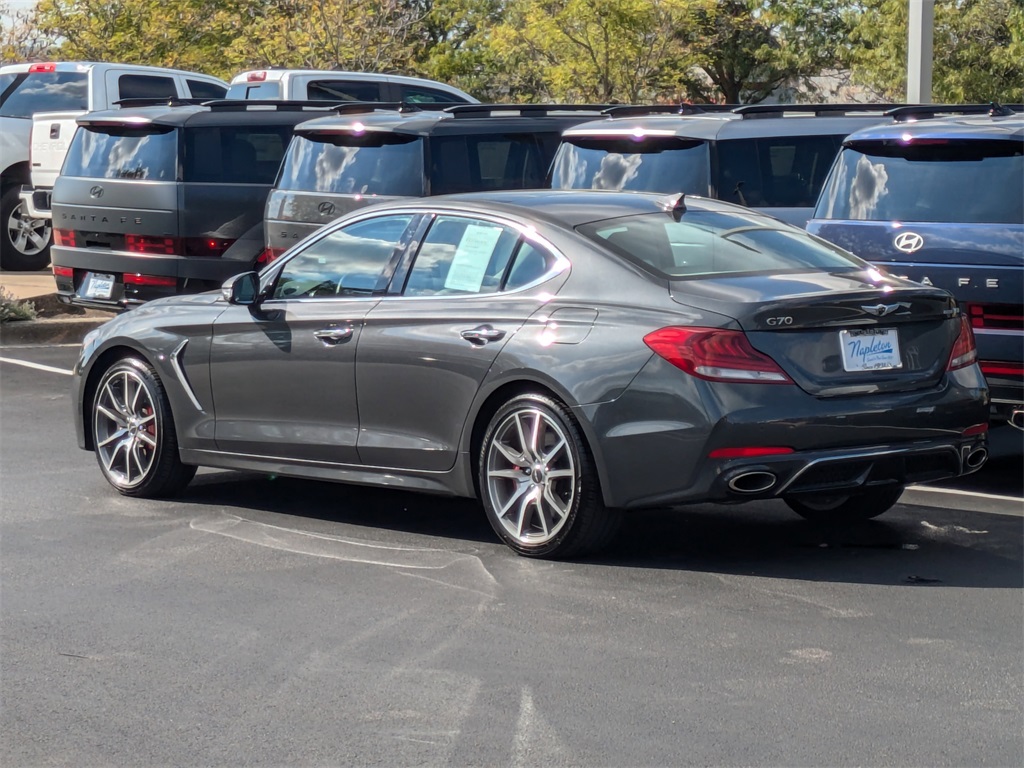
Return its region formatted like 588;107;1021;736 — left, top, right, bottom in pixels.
807;107;1023;443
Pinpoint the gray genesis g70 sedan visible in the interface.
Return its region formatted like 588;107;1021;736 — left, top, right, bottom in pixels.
71;190;990;558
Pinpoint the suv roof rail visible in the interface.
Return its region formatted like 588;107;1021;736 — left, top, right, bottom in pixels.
114;97;212;108
443;103;612;118
734;103;903;118
199;99;351;111
602;103;740;118
885;102;1024;121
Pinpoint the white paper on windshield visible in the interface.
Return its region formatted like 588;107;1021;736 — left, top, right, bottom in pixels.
444;224;502;292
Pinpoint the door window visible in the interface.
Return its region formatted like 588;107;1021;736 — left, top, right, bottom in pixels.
403;216;520;296
400;85;466;104
307;80;383;102
117;74;177;100
187;79;227;100
273;215;414;299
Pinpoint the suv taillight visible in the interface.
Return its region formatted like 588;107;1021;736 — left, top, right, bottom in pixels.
126;234;178;255
255;247;285;266
947;315;978;371
183;237;234;257
643;327;792;384
54;229;76;247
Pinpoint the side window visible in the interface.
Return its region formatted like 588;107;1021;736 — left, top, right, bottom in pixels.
187;79;227;100
307;80;383;102
273;215;413;299
400;85;465;104
403;216;519;297
505;241;557;291
183;127;291;184
117;74;177;100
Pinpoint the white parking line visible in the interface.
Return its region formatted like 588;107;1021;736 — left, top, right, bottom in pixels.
907;484;1022;504
0;357;73;376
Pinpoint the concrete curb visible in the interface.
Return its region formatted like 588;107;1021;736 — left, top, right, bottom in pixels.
0;317;110;347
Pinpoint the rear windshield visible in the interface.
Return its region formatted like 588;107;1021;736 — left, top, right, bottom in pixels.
63;126;177;180
428;133;561;194
63;124;293;183
276;133;425;196
226;82;282;99
550;136;709;194
815;139;1024;224
0;72;89;118
578;209;861;279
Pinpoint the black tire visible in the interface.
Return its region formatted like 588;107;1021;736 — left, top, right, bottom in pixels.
784;485;905;523
92;357;196;498
478;393;619;558
1;185;52;271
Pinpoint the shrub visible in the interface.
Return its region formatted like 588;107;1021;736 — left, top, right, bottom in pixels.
0;287;38;323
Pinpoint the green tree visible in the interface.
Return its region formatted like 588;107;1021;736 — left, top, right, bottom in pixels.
848;0;1024;103
1;0;57;62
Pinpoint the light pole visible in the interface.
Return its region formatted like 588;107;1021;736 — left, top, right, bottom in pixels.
907;0;935;103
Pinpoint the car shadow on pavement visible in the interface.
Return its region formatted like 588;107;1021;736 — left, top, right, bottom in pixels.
177;470;1022;589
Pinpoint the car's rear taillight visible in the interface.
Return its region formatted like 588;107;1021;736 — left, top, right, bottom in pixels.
643;327;792;384
947;315;978;371
125;234;178;255
965;302;1024;331
709;446;794;459
54;228;76;247
52;266;73;279
255;247;285;266
979;361;1024;378
124;273;176;287
28;63;57;73
183;237;234;257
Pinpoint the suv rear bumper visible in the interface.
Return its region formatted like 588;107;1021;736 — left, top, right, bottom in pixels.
52;246;251;309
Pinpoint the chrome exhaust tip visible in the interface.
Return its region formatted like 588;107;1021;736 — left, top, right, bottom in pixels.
965;447;988;470
1010;410;1024;432
727;470;778;494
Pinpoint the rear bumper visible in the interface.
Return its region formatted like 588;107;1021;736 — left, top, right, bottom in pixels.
19;185;51;219
52;246;251;309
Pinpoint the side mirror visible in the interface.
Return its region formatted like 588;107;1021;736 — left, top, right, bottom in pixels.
222;271;261;305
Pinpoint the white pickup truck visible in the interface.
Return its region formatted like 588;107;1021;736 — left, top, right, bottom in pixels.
1;61;227;270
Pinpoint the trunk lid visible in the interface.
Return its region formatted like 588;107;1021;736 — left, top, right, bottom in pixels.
670;268;961;396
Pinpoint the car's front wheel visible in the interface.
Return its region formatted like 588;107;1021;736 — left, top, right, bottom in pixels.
92;357;196;497
1;186;51;271
784;485;905;523
479;393;618;558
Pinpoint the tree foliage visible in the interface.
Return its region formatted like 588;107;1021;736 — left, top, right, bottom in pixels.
848;0;1024;103
1;0;57;62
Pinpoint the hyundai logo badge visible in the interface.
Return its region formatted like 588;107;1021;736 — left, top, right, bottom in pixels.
89;185;104;199
893;232;924;253
318;201;336;216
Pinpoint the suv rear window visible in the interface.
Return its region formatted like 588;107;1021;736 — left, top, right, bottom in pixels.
0;72;89;118
579;209;860;279
551;137;709;195
276;133;425;196
816;139;1024;224
63;125;177;180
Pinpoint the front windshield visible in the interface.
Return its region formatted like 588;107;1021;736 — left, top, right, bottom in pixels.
579;208;862;279
550;136;709;194
276;133;425;196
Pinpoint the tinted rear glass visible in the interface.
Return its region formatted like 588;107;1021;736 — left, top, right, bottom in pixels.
716;135;843;208
63;125;177;180
815;140;1024;224
0;72;89;118
226;82;281;99
276;133;425;196
551;136;709;194
307;80;382;101
183;126;293;183
429;133;560;194
579;209;860;279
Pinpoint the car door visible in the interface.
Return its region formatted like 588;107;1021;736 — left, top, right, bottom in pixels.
356;213;568;471
209;213;418;463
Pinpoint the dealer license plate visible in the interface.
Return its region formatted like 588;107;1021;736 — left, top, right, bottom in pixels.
839;328;902;372
81;272;115;300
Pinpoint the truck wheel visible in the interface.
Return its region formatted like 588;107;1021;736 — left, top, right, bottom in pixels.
1;186;52;271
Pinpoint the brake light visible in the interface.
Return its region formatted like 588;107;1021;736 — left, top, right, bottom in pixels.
255;247;285;266
124;273;176;287
965;302;1024;331
947;315;977;371
246;71;268;82
125;234;178;255
52;266;73;278
54;228;76;247
183;237;234;257
28;63;57;73
643;327;792;383
979;361;1024;378
709;447;794;459
962;423;989;437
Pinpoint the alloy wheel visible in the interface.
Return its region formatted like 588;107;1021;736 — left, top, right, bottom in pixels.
94;368;159;489
7;199;51;257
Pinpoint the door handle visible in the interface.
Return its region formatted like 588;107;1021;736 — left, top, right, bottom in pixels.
460;325;506;345
314;326;354;345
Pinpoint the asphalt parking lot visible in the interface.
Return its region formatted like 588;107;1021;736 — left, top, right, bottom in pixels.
1;343;1021;766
